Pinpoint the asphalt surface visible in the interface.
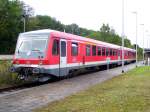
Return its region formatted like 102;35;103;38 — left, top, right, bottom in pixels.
0;62;142;112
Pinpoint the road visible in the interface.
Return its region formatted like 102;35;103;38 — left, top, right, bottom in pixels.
0;62;142;112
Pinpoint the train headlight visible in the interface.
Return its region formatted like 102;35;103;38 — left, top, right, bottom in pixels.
16;61;19;64
39;60;43;65
26;61;30;64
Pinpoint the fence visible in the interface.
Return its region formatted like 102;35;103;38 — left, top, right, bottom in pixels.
0;55;13;60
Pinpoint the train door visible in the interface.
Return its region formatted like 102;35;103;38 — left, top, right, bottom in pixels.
59;39;67;76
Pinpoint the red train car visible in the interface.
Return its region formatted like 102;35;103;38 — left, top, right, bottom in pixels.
10;29;136;81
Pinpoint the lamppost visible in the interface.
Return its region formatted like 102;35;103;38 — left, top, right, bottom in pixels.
22;14;26;32
22;4;28;32
122;0;125;73
132;12;138;67
140;24;144;64
147;35;150;65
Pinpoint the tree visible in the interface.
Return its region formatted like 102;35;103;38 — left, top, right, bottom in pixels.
65;23;80;35
27;15;64;31
0;1;142;55
100;24;110;33
0;0;23;53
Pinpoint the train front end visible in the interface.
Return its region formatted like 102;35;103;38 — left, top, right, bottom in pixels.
10;31;51;82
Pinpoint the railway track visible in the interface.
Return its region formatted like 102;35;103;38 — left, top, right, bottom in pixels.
0;63;126;94
0;80;58;94
0;83;39;93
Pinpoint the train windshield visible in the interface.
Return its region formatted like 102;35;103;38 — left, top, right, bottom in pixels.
18;39;47;53
15;33;49;58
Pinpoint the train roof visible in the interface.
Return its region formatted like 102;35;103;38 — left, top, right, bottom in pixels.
21;29;135;52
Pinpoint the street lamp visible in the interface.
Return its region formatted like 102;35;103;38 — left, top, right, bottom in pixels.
121;0;125;73
22;15;26;32
146;35;150;65
22;14;26;32
140;24;144;64
145;30;149;48
132;12;138;67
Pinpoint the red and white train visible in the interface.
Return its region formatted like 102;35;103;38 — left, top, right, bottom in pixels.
10;29;136;81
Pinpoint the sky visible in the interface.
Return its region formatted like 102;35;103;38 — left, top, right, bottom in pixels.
22;0;150;48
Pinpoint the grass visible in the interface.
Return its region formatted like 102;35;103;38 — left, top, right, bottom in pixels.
35;66;150;112
0;60;22;89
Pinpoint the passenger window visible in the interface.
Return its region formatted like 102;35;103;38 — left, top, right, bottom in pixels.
127;52;128;56
71;42;78;56
52;39;59;56
106;48;109;56
102;48;105;56
110;49;112;56
86;45;91;56
115;50;117;56
92;45;96;56
124;51;125;56
97;47;101;56
113;50;116;56
118;51;120;56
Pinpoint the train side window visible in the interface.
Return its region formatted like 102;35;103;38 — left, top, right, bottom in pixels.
97;47;101;56
113;50;116;56
118;50;120;56
106;48;109;56
86;45;91;56
92;45;96;56
110;49;112;56
124;51;126;56
102;48;105;56
52;39;59;56
71;42;78;56
115;50;117;56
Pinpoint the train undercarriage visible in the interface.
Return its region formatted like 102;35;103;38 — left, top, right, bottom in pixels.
10;60;135;82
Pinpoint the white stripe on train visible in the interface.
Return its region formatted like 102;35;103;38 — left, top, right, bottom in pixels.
13;59;135;69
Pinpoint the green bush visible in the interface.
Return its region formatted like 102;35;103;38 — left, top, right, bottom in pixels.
0;60;22;87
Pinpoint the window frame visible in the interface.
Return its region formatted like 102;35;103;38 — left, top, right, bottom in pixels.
52;39;59;56
106;48;109;56
86;45;91;56
118;50;120;56
113;49;116;56
110;49;112;56
102;47;105;56
71;42;78;56
97;46;101;56
92;45;96;56
60;41;66;57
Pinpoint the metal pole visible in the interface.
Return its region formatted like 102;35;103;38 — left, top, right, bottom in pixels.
122;0;125;73
143;29;145;64
140;24;144;64
23;17;25;32
147;38;148;48
135;12;138;67
132;12;138;67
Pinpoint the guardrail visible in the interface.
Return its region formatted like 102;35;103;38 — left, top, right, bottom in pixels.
0;55;13;60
